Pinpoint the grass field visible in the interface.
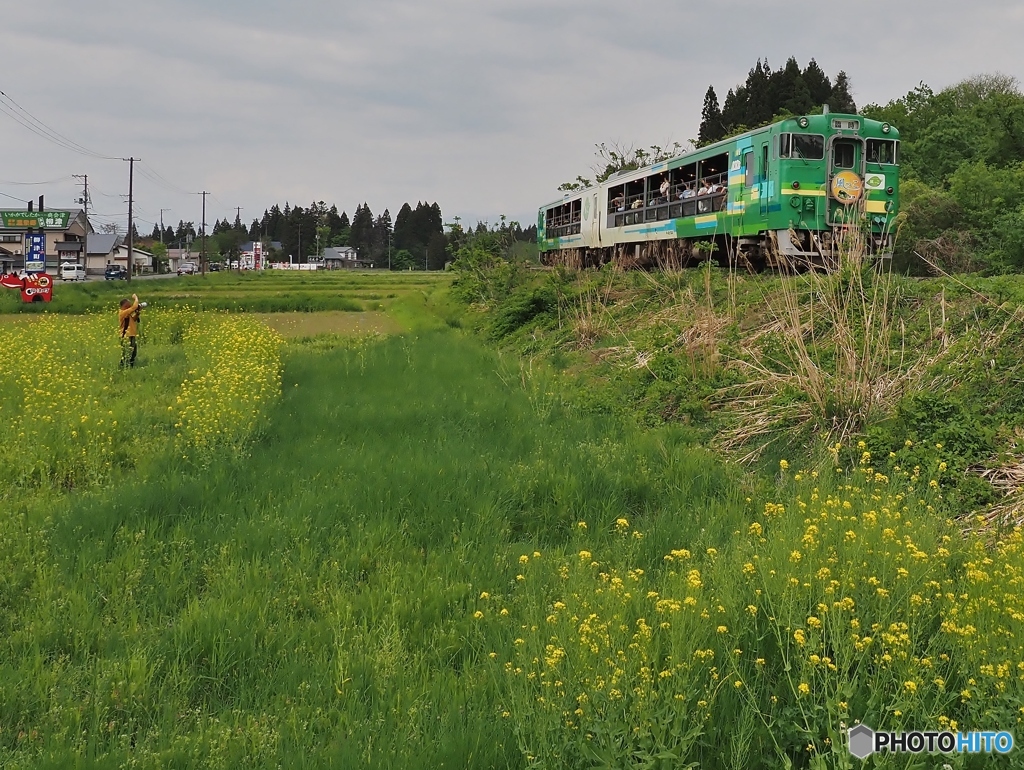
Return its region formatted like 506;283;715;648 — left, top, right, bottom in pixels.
2;271;1023;768
0;270;452;315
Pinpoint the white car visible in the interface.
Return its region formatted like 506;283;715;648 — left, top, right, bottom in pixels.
60;264;87;281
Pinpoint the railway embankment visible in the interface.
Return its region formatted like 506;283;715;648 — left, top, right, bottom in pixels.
454;259;1024;527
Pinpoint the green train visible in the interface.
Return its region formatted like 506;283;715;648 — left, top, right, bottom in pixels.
538;110;899;268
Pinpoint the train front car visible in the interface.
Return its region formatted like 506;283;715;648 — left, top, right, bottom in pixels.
537;111;899;270
767;113;900;265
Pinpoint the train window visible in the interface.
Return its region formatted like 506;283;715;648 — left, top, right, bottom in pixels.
544;201;583;236
833;141;855;169
608;184;626;213
866;139;898;165
780;133;824;160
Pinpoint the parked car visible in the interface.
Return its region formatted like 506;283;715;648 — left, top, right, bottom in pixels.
60;263;87;281
177;262;199;275
104;265;128;280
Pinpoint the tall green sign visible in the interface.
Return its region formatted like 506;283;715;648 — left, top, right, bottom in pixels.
1;211;71;229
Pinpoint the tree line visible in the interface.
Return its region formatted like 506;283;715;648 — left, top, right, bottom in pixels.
698;57;856;146
145;201;536;270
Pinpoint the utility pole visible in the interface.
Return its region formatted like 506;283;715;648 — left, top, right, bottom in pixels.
159;208;170;275
72;174;89;268
235;206;244;272
159;209;170;243
200;191;208;276
124;157;137;283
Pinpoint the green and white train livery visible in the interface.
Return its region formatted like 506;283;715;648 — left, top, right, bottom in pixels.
538;111;899;268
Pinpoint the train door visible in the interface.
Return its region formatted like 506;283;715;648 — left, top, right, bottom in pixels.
758;142;770;217
828;137;863;224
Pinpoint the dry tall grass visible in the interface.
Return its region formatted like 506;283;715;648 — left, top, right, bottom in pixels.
719;226;936;461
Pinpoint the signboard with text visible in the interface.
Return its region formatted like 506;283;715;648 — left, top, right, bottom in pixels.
25;233;46;272
0;211;71;229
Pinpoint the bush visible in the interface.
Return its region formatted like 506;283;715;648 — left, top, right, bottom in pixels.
489;286;557;340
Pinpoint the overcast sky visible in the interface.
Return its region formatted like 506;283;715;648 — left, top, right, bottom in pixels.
1;0;1021;236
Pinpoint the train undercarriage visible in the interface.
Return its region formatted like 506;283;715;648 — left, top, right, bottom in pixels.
540;228;893;272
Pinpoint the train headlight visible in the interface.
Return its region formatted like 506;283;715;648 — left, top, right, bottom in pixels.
798;117;809;128
882;123;891;134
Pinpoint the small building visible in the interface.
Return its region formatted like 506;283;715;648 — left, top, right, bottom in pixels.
323;246;372;269
86;233;153;275
86;233;122;275
0;208;92;275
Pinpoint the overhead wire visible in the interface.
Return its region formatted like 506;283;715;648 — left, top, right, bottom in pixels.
0;190;34;203
0;175;71;186
1;89;216;224
0;91;118;161
137;161;198;196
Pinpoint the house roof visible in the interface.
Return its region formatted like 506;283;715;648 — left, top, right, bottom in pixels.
87;233;122;255
323;246;360;259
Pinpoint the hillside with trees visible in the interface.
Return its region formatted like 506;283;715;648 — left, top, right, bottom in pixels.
862;74;1024;273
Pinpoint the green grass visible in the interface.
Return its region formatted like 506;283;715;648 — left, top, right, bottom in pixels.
4;272;1024;767
0;329;745;768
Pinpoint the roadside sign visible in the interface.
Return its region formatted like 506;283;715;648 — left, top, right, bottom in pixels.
0;211;70;229
25;233;46;272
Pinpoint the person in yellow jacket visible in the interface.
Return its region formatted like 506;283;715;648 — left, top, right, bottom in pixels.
118;293;141;368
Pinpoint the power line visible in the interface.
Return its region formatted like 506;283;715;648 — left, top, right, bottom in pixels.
0;175;71;186
0;90;118;160
0;190;34;203
137;161;197;196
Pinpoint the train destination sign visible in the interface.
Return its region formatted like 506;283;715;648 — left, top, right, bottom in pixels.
0;211;71;229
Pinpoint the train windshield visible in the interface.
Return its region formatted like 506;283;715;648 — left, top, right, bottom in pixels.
779;133;824;160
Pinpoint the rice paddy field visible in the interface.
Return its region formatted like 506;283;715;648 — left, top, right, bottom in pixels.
1;271;1023;768
0;270;449;315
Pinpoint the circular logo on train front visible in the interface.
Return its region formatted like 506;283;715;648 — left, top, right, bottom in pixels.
831;171;863;203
